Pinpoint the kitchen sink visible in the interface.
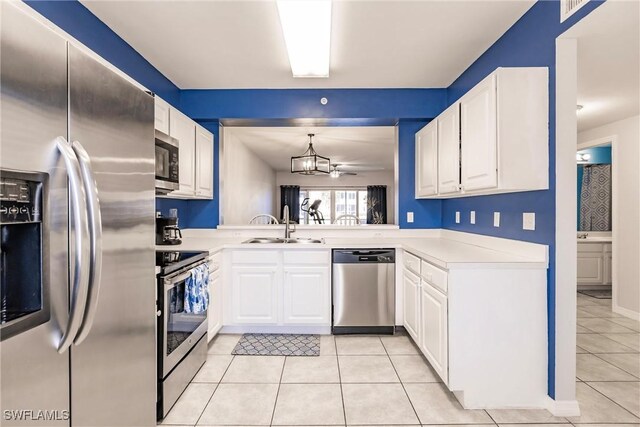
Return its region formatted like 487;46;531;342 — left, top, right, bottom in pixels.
243;237;286;244
285;238;324;244
242;237;324;244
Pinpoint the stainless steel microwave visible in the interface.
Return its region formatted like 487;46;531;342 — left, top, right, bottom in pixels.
155;130;179;194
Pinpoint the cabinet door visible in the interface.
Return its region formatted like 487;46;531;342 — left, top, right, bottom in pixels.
231;265;279;324
577;253;604;284
403;269;420;343
438;103;461;195
195;125;214;199
604;252;612;284
461;74;497;191
208;270;222;341
283;266;330;324
415;122;438;197
154;97;170;134
169;108;196;196
420;282;448;384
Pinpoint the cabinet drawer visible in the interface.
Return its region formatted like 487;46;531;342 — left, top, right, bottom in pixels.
577;243;604;253
231;250;279;264
404;252;421;275
421;260;448;294
284;250;329;265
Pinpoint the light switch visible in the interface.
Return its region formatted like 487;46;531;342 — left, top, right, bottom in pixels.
494;212;500;227
523;212;536;230
407;212;414;223
470;211;476;224
455;211;460;224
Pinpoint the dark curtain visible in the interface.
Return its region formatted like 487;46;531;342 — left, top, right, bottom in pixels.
280;185;300;223
367;185;387;224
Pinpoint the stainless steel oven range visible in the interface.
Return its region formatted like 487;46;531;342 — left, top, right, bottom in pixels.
156;251;208;420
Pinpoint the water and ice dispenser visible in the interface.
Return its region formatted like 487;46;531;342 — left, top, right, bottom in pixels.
0;170;48;340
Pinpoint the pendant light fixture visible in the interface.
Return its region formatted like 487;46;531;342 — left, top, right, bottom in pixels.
291;133;330;175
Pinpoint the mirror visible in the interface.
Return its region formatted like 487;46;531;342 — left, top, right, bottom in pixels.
221;126;396;226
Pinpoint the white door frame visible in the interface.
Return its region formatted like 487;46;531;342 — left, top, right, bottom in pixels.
552;37;580;416
578;136;621;316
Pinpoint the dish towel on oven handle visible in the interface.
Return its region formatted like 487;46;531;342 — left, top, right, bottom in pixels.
184;264;209;314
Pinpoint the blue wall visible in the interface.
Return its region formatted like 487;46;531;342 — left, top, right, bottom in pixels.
177;89;447;228
441;0;605;397
26;0;608;400
25;1;180;107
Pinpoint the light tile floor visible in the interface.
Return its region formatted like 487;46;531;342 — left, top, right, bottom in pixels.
161;292;639;426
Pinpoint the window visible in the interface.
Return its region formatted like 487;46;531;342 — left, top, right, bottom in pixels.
299;188;368;224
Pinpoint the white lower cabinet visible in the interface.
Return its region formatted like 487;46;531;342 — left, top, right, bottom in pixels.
402;249;547;409
207;269;222;339
577;242;612;286
420;281;448;384
226;250;330;328
402;268;421;342
231;265;279;324
283;266;330;324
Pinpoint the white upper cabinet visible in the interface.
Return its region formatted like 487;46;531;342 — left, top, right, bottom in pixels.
415;67;548;199
169;107;196;197
437;103;461;195
415;120;438;197
154;97;170;135
195;125;214;199
460;74;498;191
154;96;215;200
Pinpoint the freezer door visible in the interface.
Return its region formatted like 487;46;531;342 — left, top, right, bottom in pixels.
0;3;71;426
67;45;156;426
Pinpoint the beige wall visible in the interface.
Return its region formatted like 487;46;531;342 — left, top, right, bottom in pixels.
578;115;640;318
222;132;276;224
275;170;396;224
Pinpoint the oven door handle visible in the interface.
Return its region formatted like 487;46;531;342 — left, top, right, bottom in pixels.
164;262;206;290
72;140;103;345
55;136;90;354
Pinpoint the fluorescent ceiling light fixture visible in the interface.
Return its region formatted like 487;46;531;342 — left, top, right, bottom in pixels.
277;0;332;78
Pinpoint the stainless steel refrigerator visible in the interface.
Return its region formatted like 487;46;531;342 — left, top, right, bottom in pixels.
0;3;156;426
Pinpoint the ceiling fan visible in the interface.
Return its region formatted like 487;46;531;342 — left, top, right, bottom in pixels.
330;164;357;178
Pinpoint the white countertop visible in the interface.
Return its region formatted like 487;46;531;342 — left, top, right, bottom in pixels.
577;237;613;243
158;234;547;270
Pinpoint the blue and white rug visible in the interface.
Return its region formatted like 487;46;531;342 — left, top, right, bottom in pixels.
232;333;320;356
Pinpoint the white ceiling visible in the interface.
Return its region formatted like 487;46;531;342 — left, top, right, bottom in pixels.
564;0;639;132
80;0;534;89
226;126;395;172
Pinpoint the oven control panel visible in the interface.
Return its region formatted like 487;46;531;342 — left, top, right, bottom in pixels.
0;175;43;223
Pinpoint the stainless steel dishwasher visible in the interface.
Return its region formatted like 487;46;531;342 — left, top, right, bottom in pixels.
332;249;395;334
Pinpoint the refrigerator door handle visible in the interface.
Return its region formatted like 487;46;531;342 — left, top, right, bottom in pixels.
55;136;91;354
72;140;103;345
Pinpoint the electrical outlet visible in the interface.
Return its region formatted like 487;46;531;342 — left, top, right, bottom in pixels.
494;212;500;227
407;212;414;223
455;211;460;224
470;211;476;224
523;212;536;231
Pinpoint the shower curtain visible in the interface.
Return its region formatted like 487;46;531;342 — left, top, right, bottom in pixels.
579;164;612;231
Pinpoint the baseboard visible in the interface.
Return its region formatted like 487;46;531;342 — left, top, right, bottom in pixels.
545;396;580;417
612;303;640;321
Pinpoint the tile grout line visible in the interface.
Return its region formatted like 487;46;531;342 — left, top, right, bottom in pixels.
268;355;287;427
581;380;640;421
334;336;348;427
381;335;425;426
193;351;235;427
588;353;640;379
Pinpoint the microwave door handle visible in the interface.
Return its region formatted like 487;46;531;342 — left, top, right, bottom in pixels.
55;137;90;354
71;140;103;345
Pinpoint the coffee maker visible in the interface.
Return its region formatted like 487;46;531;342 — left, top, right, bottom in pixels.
155;211;182;245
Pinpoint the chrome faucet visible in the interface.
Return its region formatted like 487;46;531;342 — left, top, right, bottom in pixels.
283;205;295;239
